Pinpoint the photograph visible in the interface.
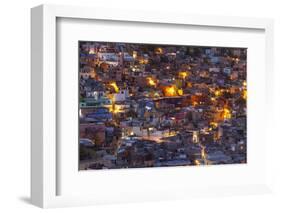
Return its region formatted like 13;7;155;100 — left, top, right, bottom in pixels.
78;41;247;170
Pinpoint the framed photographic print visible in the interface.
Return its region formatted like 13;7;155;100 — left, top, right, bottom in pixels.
78;41;247;170
31;4;274;208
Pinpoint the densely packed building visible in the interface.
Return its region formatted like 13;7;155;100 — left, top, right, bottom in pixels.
79;41;247;170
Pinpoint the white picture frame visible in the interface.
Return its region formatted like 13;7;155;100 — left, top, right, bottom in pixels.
31;4;274;208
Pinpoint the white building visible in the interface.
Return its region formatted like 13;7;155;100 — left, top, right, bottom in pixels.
114;89;129;102
209;67;220;73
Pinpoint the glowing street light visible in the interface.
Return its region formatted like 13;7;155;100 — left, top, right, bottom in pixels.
109;82;119;93
164;85;177;96
178;71;190;79
146;77;157;87
223;108;231;119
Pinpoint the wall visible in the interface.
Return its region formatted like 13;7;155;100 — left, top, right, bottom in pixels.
0;0;280;212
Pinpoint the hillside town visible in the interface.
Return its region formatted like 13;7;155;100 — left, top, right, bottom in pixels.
79;41;247;170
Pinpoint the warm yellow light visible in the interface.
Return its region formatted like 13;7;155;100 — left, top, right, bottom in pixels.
163;87;183;96
132;51;137;59
147;77;156;86
109;82;119;93
243;90;247;100
177;88;183;96
192;131;199;143
167;86;175;95
194;159;200;165
140;59;149;64
192;101;198;107
164;86;177;97
223;108;231;119
110;104;122;114
178;71;189;79
201;148;206;160
169;132;176;137
243;81;247;87
187;82;192;88
210;122;218;128
215;90;222;97
156;47;163;54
